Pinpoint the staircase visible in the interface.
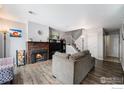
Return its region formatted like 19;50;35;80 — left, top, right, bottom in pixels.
65;29;83;52
72;42;81;52
71;32;82;52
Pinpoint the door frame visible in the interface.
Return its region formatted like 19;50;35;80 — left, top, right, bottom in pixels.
103;29;120;61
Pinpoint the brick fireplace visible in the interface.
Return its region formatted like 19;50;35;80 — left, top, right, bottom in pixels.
31;49;48;63
27;42;49;64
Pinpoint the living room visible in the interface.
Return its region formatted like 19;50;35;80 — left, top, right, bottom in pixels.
0;4;124;85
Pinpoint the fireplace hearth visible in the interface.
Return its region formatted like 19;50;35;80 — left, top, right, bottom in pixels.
31;49;48;63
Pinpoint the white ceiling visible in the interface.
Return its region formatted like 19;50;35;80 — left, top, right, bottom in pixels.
0;4;124;31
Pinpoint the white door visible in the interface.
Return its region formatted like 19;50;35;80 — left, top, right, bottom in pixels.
106;34;119;57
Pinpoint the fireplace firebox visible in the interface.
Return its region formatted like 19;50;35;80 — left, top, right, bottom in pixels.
31;49;48;63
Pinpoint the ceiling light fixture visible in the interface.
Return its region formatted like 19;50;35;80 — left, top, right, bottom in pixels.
28;11;35;15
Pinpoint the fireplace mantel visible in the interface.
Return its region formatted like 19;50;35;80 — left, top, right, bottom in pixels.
27;41;49;43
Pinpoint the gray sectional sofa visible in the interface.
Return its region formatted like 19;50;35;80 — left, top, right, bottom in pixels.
52;50;95;84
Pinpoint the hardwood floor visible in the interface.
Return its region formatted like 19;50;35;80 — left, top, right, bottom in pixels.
13;60;124;84
104;56;120;63
13;60;62;84
81;60;124;84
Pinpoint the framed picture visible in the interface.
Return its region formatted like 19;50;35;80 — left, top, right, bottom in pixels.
16;50;26;66
10;28;22;37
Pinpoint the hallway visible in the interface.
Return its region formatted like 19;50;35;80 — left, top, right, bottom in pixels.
103;29;120;63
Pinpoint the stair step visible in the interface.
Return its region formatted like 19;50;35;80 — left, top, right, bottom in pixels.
71;44;81;52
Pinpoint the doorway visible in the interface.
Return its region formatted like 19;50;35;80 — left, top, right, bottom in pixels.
103;28;120;63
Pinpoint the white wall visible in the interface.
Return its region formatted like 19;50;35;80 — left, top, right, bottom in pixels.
0;18;27;63
120;24;124;71
6;29;26;63
97;29;103;60
28;21;49;42
85;28;103;60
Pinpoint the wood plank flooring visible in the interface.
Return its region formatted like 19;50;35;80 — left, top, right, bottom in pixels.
104;56;120;63
81;60;124;84
13;60;62;84
13;60;124;84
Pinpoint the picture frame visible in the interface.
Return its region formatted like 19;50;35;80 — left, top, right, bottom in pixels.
16;50;26;67
10;28;22;37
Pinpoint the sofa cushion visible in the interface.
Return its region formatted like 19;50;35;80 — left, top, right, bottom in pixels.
69;52;85;60
54;52;70;59
69;50;90;60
